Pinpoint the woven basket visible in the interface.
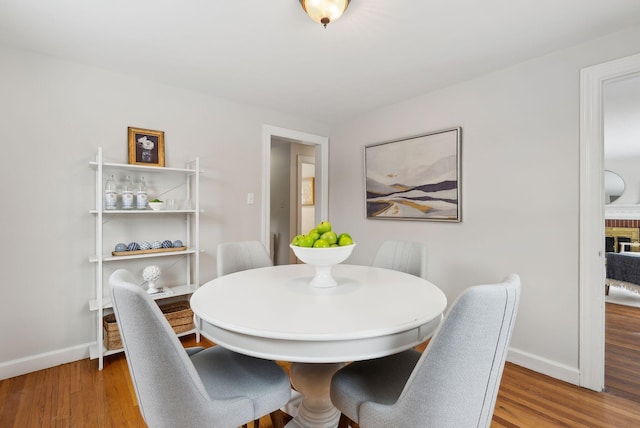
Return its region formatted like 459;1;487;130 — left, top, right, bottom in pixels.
103;300;194;350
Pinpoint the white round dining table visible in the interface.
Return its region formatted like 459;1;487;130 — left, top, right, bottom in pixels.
190;263;447;428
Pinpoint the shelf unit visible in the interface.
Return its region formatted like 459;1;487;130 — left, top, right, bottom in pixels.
90;148;201;370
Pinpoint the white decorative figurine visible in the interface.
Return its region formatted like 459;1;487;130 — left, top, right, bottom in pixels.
142;265;161;294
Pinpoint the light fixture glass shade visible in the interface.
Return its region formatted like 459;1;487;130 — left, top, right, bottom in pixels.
300;0;350;27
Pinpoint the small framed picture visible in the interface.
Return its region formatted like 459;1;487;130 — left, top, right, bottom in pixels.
128;127;165;167
301;177;315;206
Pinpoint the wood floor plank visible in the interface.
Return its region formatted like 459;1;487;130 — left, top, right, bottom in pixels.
0;375;21;425
55;366;72;427
2;303;640;427
39;367;59;427
496;364;640;427
70;359;101;428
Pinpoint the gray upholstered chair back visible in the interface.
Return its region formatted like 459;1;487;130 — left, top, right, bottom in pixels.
360;275;520;427
372;240;428;279
109;269;255;427
217;240;273;277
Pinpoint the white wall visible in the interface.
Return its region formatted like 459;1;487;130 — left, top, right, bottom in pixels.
328;26;640;383
0;46;329;377
3;24;640;384
604;73;640;204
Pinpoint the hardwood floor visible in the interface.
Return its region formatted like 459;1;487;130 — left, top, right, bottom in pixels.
605;302;640;403
1;303;640;427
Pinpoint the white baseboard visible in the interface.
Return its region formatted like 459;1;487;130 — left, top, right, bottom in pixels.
508;347;580;386
0;343;92;381
0;343;582;387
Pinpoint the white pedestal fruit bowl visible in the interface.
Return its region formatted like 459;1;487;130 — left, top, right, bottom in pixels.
289;243;356;288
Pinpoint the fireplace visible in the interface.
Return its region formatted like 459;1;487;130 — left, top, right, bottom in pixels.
605;227;639;253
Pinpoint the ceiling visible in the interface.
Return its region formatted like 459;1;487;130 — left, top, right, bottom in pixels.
1;1;640;125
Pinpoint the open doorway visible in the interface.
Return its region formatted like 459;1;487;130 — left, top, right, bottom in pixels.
270;141;316;264
579;53;640;391
602;72;640;399
262;125;329;265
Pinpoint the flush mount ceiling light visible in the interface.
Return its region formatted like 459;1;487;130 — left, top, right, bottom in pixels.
299;0;351;28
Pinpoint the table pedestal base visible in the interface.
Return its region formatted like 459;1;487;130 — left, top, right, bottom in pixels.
286;362;346;428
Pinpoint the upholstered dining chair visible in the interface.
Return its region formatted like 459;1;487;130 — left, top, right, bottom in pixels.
109;269;291;428
217;240;273;277
330;274;521;428
372;240;428;279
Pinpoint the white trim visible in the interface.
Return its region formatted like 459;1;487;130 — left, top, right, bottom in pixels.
0;343;92;380
579;52;640;392
605;204;640;219
508;348;580;386
262;125;329;251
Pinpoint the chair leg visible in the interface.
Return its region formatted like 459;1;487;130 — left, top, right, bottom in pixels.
270;410;285;428
338;413;353;428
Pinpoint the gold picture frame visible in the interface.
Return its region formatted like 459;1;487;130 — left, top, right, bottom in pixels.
128;127;165;167
301;177;315;206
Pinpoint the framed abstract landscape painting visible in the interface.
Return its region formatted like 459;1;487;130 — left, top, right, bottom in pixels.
364;127;461;222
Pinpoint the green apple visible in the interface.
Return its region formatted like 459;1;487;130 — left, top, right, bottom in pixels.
299;235;315;247
316;221;332;235
338;235;354;246
291;234;304;245
313;238;330;248
337;232;351;241
321;231;338;245
308;231;320;242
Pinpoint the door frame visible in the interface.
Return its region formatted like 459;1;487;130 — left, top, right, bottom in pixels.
262;125;329;253
296;155;316;238
579;52;640;391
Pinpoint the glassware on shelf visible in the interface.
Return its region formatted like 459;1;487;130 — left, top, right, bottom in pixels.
136;176;148;209
122;175;134;209
104;175;117;210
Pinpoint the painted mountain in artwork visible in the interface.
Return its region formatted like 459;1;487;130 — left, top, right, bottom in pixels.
366;155;458;219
